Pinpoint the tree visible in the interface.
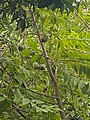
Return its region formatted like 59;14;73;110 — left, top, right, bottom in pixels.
0;0;90;120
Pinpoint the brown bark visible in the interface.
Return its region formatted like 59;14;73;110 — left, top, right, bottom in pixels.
28;6;66;120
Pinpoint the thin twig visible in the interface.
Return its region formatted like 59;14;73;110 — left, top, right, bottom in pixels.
12;103;27;119
63;48;89;54
75;12;90;29
26;88;57;99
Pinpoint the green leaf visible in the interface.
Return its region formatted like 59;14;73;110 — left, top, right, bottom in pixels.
27;38;39;51
69;77;75;87
35;106;43;112
78;80;85;90
11;11;19;23
19;65;30;77
13;89;22;103
20;49;31;57
22;98;30;105
64;73;71;83
66;1;74;12
16;18;26;31
86;66;90;78
36;100;44;105
0;94;6;102
38;0;52;8
0;100;10;115
14;74;23;85
79;65;83;75
82;65;87;74
74;79;80;88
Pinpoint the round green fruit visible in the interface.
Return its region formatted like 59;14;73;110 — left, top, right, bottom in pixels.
33;62;40;70
39;64;46;70
40;34;48;43
18;46;23;52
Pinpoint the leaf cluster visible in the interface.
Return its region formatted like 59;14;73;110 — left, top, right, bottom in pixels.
0;0;80;31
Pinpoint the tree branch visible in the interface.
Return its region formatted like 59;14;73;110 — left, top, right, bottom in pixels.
75;12;90;29
12;103;27;119
28;5;66;120
26;88;57;99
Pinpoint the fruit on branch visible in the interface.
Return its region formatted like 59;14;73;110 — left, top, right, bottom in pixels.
18;46;23;52
43;87;47;92
40;34;48;43
33;62;40;70
67;106;73;111
39;64;46;70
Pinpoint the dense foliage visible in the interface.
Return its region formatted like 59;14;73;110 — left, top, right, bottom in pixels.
0;0;90;120
0;0;80;31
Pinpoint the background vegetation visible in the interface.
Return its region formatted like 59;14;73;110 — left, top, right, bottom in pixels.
0;0;90;120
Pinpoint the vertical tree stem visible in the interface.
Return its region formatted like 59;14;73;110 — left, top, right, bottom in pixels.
28;6;66;120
